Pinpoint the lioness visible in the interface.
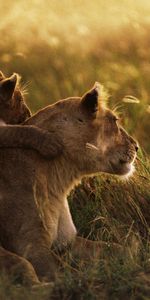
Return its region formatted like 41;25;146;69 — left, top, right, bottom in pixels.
0;83;138;284
0;71;62;158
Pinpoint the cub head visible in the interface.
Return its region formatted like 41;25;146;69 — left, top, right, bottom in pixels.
0;71;31;124
27;83;138;177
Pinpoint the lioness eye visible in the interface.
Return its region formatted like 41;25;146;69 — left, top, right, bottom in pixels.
113;116;119;122
77;118;84;123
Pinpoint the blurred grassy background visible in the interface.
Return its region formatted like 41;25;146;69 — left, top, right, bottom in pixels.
0;0;150;153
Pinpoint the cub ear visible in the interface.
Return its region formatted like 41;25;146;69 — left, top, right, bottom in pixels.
81;82;101;114
0;73;18;102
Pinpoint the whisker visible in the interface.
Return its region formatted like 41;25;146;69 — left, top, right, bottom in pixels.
20;80;31;95
86;143;99;151
112;102;124;114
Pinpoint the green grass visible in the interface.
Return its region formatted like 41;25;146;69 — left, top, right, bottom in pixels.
0;155;149;300
0;1;150;299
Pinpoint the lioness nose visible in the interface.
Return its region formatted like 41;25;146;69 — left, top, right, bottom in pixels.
133;140;139;152
135;145;139;152
130;136;139;152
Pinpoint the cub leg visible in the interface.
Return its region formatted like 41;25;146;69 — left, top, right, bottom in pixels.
22;244;58;282
0;246;40;286
0;125;63;158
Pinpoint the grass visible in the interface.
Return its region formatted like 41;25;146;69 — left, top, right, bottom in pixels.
0;0;150;299
0;158;149;300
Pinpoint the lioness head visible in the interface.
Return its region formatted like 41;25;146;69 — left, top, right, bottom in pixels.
0;71;31;124
26;83;138;177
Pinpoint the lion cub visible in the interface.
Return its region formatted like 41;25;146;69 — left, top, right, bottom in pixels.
0;71;63;285
0;71;62;158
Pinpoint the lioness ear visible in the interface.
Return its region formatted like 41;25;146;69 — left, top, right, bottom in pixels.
0;73;18;102
0;71;5;81
81;82;101;114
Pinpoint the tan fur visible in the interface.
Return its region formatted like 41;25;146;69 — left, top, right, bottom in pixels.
0;83;138;284
0;71;63;158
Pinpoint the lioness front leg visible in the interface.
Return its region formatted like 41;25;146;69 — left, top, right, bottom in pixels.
57;202;122;259
55;201;120;258
72;236;123;259
55;200;77;251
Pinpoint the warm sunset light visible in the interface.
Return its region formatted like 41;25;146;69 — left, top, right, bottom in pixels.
1;0;150;50
3;0;149;150
0;2;150;299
